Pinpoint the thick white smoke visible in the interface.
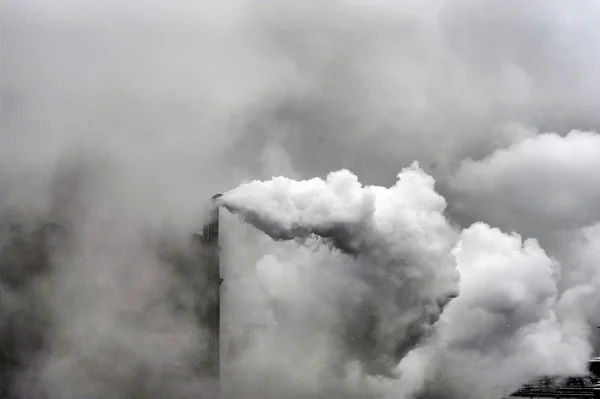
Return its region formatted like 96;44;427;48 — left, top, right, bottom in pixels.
420;223;591;399
219;166;595;398
220;163;459;379
3;0;600;398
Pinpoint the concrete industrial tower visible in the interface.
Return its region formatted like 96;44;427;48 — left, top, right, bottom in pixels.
199;194;222;379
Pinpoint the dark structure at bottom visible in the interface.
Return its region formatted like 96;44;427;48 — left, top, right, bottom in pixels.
509;358;600;399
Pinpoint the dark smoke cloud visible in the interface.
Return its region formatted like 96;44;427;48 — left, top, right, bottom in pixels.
2;0;600;398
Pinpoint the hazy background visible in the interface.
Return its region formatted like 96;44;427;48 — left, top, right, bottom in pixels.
3;1;600;398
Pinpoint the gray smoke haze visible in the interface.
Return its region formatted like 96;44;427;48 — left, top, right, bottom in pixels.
2;0;600;398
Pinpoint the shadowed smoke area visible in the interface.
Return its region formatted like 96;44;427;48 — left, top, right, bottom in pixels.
219;202;363;256
0;159;220;398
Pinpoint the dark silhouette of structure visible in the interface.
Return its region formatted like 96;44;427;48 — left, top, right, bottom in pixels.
199;193;223;379
510;358;600;399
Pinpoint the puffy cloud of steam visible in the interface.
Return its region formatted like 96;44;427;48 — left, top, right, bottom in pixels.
420;223;591;399
3;0;600;398
219;167;595;398
220;164;459;379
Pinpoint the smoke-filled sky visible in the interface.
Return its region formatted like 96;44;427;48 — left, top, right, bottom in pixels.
2;1;600;398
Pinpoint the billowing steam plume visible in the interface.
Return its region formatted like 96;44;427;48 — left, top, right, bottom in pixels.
219;164;459;378
218;162;594;399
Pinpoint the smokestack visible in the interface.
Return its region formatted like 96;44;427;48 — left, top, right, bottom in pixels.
199;194;222;380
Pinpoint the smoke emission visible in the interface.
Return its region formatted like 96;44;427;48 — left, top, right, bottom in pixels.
2;0;600;398
219;164;459;379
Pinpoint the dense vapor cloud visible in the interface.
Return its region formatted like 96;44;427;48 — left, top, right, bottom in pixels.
3;0;600;398
220;164;459;379
418;224;591;399
218;170;594;398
